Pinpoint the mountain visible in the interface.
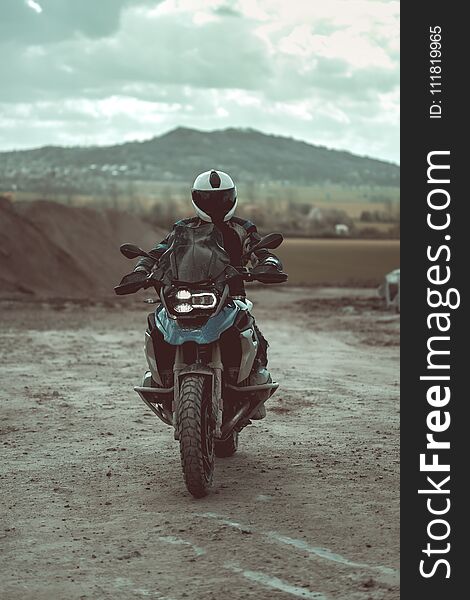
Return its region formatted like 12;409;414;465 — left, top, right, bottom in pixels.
0;127;399;195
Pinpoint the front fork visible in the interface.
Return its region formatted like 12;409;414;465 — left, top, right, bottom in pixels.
172;343;224;440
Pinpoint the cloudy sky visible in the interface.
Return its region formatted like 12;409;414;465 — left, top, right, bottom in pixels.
0;0;399;162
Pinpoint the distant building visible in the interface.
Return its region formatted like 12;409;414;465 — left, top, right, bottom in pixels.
335;223;349;236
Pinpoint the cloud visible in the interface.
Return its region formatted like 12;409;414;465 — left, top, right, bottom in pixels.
0;0;399;162
0;5;271;102
0;0;157;44
26;1;43;15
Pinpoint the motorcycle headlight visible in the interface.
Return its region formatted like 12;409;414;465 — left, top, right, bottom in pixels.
176;289;191;301
169;289;218;314
174;302;193;314
191;292;217;309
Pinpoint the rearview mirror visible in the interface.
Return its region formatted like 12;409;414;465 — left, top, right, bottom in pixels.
243;232;283;259
120;243;150;259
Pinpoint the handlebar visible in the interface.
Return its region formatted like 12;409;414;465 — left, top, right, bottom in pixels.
236;267;254;281
114;266;287;296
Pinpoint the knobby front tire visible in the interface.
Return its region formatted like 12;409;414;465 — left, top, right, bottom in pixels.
177;374;215;498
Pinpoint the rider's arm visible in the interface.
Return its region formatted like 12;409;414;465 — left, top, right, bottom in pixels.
134;230;173;273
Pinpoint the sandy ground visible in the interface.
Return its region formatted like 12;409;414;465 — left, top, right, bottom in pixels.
0;287;399;600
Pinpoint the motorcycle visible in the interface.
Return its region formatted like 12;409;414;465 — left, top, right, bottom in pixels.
115;222;287;497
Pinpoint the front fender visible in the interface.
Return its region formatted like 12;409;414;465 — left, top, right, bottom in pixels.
155;302;239;345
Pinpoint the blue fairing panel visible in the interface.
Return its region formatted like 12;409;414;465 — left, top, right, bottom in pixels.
155;303;239;345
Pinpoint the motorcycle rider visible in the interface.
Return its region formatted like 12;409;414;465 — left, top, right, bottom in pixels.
120;169;285;417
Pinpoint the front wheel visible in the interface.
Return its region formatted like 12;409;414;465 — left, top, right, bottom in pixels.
177;374;214;498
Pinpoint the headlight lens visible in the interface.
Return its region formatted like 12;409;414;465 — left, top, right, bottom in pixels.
174;302;193;313
169;289;218;314
176;289;191;300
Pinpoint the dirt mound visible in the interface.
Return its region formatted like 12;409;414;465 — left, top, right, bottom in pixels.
0;198;165;298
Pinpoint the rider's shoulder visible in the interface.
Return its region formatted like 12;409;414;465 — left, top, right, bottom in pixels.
229;216;257;234
172;217;199;228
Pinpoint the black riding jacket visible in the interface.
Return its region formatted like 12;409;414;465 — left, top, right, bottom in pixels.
135;216;282;296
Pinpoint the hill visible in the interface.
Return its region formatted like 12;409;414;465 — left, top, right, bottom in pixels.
0;197;164;298
0;127;399;196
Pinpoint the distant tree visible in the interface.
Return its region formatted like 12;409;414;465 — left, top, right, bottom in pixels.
147;202;164;228
245;180;256;203
383;197;393;216
125;180;136;212
360;226;381;238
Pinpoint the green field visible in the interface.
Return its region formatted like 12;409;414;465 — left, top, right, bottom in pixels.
276;239;400;287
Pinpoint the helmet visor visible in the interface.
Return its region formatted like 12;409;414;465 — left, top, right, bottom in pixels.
192;188;236;221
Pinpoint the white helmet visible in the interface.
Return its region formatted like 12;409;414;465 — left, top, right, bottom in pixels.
191;169;238;222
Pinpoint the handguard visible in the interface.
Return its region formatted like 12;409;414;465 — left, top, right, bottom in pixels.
114;271;147;295
250;264;288;284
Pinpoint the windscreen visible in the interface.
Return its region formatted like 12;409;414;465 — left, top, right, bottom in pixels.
157;223;230;285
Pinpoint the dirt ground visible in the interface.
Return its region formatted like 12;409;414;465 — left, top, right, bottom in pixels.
0;287;399;600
